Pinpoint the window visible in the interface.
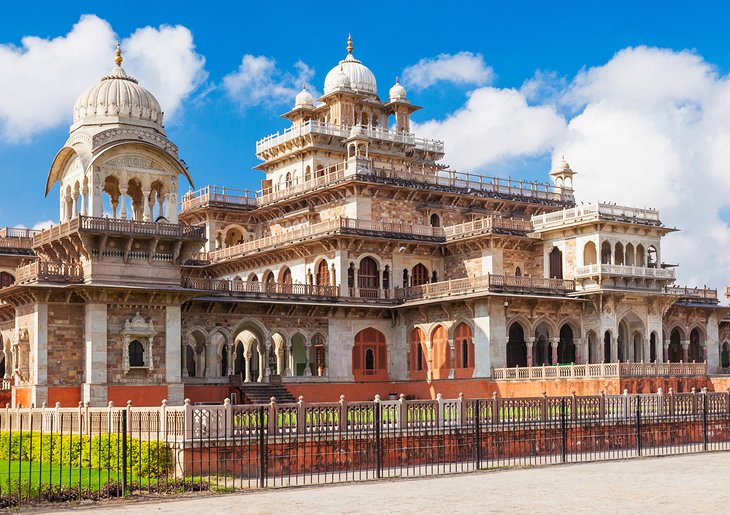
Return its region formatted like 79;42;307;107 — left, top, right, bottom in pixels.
352;328;387;381
348;263;355;289
430;213;441;227
462;340;469;368
549;247;563;279
129;340;145;367
358;257;378;290
411;263;429;286
515;267;522;277
280;267;292;284
382;266;390;290
0;272;14;288
317;260;330;286
583;241;597;266
365;348;375;370
402;268;409;288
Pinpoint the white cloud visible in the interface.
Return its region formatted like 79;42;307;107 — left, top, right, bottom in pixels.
402;52;493;91
414;87;566;170
223;55;316;108
32;220;54;231
0;15;206;142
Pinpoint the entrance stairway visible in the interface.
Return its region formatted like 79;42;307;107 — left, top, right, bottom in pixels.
238;383;296;404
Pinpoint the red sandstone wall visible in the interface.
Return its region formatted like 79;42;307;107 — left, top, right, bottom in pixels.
107;385;169;407
46;303;85;385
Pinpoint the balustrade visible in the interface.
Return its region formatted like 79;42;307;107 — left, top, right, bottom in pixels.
492;361;707;381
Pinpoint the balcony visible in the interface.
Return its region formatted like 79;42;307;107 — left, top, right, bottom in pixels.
396;274;575;301
0;227;38;254
443;216;532;240
574;263;675;280
182;277;339;300
666;286;719;305
180;186;257;212
15;261;83;285
255;120;444;156
492;361;707;381
531;203;662;231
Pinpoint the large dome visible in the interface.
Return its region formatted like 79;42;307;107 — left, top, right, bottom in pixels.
73;44;163;130
323;36;377;96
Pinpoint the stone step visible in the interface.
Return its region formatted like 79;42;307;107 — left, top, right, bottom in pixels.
238;384;296;404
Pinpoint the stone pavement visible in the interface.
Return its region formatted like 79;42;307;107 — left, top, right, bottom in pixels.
26;452;729;514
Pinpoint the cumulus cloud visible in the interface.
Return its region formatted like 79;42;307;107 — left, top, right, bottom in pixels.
0;15;206;142
414;45;730;290
402;52;493;91
32;220;54;231
414;87;566;170
223;55;316;109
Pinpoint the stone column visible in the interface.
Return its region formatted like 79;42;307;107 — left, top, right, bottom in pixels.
165;306;184;403
84;304;108;403
611;336;619;363
29;303;49;407
181;345;188;378
119;188;128;219
285;342;292;376
663;340;670;362
142;190;152;221
681;340;690;362
550;337;559;365
526;337;535;367
448;339;455;378
258;346;265;382
303;342;312;376
575;338;583;364
80;191;88;217
244;350;252;383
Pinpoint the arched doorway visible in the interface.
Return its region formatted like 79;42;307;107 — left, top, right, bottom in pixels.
721;342;730;370
604;331;612;362
290;333;308;376
506;323;527;367
409;328;427;379
632;332;643;362
558;325;575;364
668;328;683;362
358;257;379;297
583;241;597;266
650;332;658;362
352;328;388;381
431;325;450;379
549;247;563;279
533;322;551;366
586;330;599;364
411;263;429;286
689;329;703;362
454;322;474;378
316;260;330;286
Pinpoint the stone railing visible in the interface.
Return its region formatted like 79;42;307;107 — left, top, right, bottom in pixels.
0;227;40;250
255;120;444;155
396;274;575;300
574;263;675;280
205;217;443;263
15;261;84;285
33;216;205;247
666;286;718;303
180;186;258;212
443;216;532;240
182;277;339;298
531;202;661;230
492;361;707;381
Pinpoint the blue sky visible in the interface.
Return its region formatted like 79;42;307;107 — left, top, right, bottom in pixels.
1;1;730;289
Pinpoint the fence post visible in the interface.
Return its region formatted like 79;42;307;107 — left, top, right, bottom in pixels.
542;392;548;422
571;390;577;421
268;397;278;435
126;400;133;434
258;405;266;488
668;388;675;417
475;398;481;470
160;399;167;437
437;393;444;427
121;407;128;496
54;402;61;433
184;398;193;440
657;388;664;417
599;390;606;421
374;394;382;479
297;396;305;434
636;395;641;456
560;397;567;463
77;401;83;435
702;388;708;452
107;401;114;435
338;395;347;432
691;387;698;415
623;389;629;420
491;392;499;424
458;392;465;427
399;394;407;432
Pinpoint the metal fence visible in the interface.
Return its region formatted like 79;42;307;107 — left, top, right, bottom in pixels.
0;389;729;507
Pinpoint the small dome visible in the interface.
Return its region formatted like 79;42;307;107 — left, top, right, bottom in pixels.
323;35;377;96
327;65;351;92
295;86;314;108
73;43;163;130
389;77;407;102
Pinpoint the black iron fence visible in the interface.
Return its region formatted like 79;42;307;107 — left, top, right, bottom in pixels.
1;389;729;507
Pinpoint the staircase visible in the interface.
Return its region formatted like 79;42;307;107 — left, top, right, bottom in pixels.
238;383;296;404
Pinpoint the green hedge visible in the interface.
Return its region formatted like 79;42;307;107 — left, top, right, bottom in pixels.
0;432;171;478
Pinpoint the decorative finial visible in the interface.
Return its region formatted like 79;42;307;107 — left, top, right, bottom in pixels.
114;41;123;66
347;34;353;55
395;76;399;84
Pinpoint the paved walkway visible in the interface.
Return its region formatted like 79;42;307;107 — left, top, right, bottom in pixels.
27;452;729;514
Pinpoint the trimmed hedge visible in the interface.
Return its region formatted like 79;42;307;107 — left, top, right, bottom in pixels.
0;432;172;478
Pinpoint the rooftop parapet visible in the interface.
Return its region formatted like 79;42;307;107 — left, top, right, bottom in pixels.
531;203;663;232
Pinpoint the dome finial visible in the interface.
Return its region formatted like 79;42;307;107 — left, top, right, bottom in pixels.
395;75;399;84
347;34;353;55
114;41;123;66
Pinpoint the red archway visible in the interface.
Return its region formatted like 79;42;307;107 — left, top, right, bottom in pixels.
352;328;388;381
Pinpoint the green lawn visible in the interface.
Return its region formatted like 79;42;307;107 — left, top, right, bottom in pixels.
0;459;133;495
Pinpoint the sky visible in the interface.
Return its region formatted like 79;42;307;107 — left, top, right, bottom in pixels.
1;0;730;291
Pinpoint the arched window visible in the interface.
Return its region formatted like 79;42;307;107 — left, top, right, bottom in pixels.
506;323;527;367
285;172;292;188
583;241;597;266
721;342;730;369
129;340;145;367
431;271;438;283
549;247;563;279
0;272;14;288
221;343;229;376
352;328;387;381
382;265;390;290
408;328;426;376
647;245;658;268
402;268;409;288
316;164;325;178
454;323;474;378
615;242;624;265
317;260;330;286
636;244;646;267
305;165;312;182
348;263;355;289
280;267;292;284
515;267;522;277
601;241;612;264
689;329;703;362
650;333;657;363
185;345;196;377
358;257;379;295
558;325;575;364
264;271;275;285
411;263;429;286
669;329;682;362
604;331;611;362
625;243;635;266
430;213;441;227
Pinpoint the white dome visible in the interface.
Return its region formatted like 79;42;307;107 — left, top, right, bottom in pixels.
323;36;377;96
73;45;163;130
295;86;314;108
389;77;407;102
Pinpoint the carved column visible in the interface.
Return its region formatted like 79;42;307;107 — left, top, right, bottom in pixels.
258;345;266;382
575;338;583;364
243;350;252;383
550;337;559;365
303;342;312;376
142;190;152;222
181;345;188;378
663;340;670;362
448;338;455;378
119;187;128;219
285;342;292;376
611;336;619;363
526;337;535;367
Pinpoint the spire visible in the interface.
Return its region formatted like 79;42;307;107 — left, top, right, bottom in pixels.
395;76;399;84
114;41;123;66
347;34;353;55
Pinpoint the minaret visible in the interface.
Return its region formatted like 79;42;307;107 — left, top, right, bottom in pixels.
551;155;577;190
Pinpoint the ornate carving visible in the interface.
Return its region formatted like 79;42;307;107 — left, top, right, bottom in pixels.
105;155;166;172
92;128;179;157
